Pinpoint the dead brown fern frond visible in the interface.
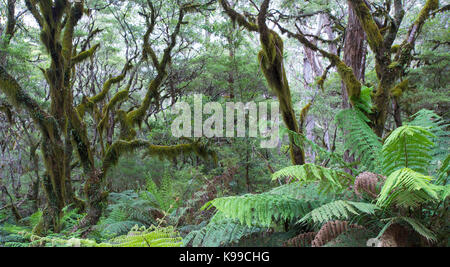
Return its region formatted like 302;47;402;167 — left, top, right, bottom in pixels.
312;220;364;247
284;232;317;247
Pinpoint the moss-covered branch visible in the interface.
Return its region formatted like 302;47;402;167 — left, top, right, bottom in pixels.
218;0;258;32
348;0;384;56
276;24;362;104
102;140;217;176
71;43;100;65
0;66;59;139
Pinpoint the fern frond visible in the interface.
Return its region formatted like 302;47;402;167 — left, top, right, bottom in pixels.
298;200;379;225
183;217;263;247
102;225;182;247
409;109;449;164
287;129;355;169
436;154;449;185
382;125;435;175
272;164;354;194
335;109;382;172
202;192;320;227
377;168;443;208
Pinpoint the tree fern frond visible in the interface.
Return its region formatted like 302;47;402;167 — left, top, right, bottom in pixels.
382;125;435;175
102;225;182;247
298;200;379;225
272;164;354;194
287;129;355;170
183;217;263;247
202;192;320;228
335;109;382;172
377;168;444;208
409;109;449;164
437;154;449;185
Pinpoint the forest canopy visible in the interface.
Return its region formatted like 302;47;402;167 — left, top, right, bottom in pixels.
0;0;448;248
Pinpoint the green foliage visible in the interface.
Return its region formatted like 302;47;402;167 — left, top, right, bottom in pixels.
382;125;435;175
146;174;178;212
272;164;354;194
299;200;379;226
96;191;162;237
336;109;382;172
183;217;263;247
409;109;449;166
377;168;445;208
202;189;321;227
101;225;182;247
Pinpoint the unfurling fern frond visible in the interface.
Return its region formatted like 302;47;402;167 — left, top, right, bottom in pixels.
101;225;182;247
284;232;317;247
298;200;379;225
382;125;435;175
312;220;364;247
202;193;320;228
335;109;382;172
354;172;386;198
272;164;354;194
377;168;444;208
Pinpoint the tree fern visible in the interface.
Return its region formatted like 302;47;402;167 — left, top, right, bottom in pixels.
272;164;354;194
335;109;382;172
382;125;435;175
298;200;379;225
377;168;444;208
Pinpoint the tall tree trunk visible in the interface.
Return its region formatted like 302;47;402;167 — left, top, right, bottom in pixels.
342;2;367;109
342;2;367;170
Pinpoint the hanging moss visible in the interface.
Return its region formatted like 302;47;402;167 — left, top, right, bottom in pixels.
300;102;312;130
102;140;216;175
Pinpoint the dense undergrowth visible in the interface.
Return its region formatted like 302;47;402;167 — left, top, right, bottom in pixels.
1;109;448;247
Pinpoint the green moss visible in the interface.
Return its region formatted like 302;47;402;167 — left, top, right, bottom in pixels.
391;79;409;97
333;56;362;102
415;0;439;25
350;0;384;52
71;43;100;64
